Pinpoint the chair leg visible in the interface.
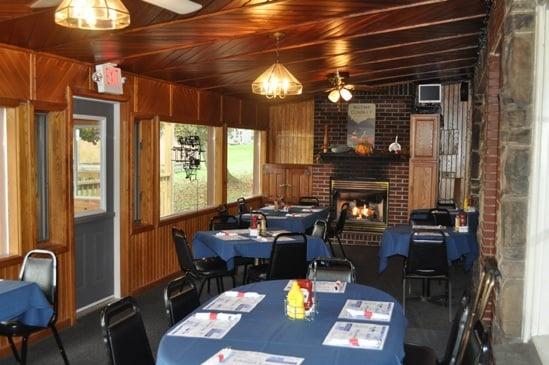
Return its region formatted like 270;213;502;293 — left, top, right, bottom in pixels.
216;277;221;293
7;336;21;363
326;239;336;257
198;279;207;298
402;277;406;314
448;279;452;322
242;265;248;285
336;234;347;259
231;274;236;288
220;277;225;292
21;336;28;365
50;324;70;364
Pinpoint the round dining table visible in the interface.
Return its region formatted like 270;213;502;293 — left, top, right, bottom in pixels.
156;280;407;365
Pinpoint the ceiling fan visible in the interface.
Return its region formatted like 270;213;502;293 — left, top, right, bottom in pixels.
325;70;377;104
31;0;202;30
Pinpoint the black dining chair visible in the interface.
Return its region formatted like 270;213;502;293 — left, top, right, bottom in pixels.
237;197;250;215
163;275;200;327
327;203;349;259
0;249;69;365
409;210;436;226
298;196;320;206
429;208;452;227
461;321;492;365
402;229;452;321
404;293;471;365
311;219;334;255
100;297;155;365
247;233;308;282
307;257;356;283
172;228;235;296
209;214;254;285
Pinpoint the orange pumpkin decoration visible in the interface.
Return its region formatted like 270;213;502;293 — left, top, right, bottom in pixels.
354;143;372;155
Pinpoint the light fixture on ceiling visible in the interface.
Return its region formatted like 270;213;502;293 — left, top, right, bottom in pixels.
328;87;353;103
54;0;131;30
252;32;303;99
326;70;354;104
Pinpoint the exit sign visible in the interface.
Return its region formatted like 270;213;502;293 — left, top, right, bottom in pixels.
94;63;125;95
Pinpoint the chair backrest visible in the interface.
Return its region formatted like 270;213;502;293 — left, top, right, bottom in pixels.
209;214;239;230
19;249;57;317
461;321;491;365
406;230;448;276
311;219;328;241
216;203;229;216
441;293;471;365
335;203;349;233
171;228;197;274
307;257;356;283
298;196;320;206
437;199;457;210
268;233;308;280
163;275;200;327
237;197;250;214
409;210;436;226
429;208;452;227
101;297;155;365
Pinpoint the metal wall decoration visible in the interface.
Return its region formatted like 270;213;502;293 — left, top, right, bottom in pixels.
172;135;203;181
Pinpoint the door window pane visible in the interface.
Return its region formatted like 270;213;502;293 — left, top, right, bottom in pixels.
227;128;256;202
0;109;8;255
160;122;211;217
74;119;105;215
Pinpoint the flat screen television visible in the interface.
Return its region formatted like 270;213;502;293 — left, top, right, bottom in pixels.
418;84;441;103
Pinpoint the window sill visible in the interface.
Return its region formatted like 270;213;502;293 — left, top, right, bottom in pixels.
159;206;218;226
0;254;23;268
132;223;155;234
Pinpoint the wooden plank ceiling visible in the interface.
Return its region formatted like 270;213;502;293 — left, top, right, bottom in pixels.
0;0;488;97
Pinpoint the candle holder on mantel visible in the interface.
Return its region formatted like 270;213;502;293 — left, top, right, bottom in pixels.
322;125;329;153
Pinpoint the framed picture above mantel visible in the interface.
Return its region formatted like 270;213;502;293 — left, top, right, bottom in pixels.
347;103;376;148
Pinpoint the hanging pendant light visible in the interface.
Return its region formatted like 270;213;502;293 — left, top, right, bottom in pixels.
55;0;130;30
252;32;303;99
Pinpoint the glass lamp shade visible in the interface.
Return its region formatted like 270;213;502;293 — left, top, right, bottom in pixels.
55;0;130;30
328;89;341;103
252;62;303;99
340;87;353;101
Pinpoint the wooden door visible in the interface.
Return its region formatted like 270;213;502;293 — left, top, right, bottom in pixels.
262;163;286;202
408;160;438;210
410;114;439;159
285;165;313;204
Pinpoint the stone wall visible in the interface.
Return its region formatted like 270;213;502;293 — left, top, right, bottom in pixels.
472;0;536;343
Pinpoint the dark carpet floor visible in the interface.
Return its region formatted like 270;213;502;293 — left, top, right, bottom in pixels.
0;245;470;364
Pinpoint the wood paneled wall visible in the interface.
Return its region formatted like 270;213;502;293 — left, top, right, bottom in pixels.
268;100;314;164
0;42;267;354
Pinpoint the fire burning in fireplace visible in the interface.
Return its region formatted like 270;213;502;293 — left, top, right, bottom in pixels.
351;205;376;220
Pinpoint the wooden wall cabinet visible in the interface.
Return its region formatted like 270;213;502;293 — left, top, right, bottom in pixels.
408;114;439;212
262;163;313;204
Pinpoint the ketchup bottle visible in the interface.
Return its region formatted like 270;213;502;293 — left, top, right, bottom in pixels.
251;215;257;229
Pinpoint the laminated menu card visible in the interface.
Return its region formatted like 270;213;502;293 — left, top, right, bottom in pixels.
284;280;347;293
167;312;241;339
338;300;394;322
202;291;265;313
323;322;389;351
201;348;304;365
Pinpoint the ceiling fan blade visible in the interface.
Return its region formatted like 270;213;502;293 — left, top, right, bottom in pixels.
141;0;202;14
30;0;61;8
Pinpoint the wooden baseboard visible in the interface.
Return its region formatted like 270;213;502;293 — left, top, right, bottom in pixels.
130;270;181;297
0;318;71;359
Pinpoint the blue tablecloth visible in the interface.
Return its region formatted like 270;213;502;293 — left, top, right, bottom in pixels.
411;210;479;234
193;230;332;269
241;206;329;233
378;225;479;273
157;280;407;365
0;280;53;327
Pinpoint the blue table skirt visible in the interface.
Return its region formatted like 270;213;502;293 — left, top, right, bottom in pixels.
157;280;407;365
0;280;53;327
378;225;479;273
241;207;329;233
193;231;332;269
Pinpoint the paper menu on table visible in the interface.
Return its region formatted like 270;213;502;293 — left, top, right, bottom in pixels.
201;348;305;365
283;280;347;293
338;300;394;322
202;291;265;313
322;322;389;351
214;232;246;241
167;312;241;339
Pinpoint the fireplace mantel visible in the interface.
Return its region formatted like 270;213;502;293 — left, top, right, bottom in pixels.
317;151;409;162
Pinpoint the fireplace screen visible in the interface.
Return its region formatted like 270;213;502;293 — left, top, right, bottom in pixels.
331;179;389;232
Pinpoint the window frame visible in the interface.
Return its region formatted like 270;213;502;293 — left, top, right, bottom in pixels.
226;127;261;203
0;108;8;255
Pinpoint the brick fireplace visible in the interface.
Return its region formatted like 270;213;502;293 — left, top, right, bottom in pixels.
312;91;413;245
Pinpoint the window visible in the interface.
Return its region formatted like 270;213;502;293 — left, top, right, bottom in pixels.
159;122;212;217
73;118;106;216
0;109;8;255
227;128;259;202
133;119;142;224
36;113;49;241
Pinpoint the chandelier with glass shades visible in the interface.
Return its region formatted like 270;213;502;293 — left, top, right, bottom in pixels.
252;32;303;99
54;0;131;30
